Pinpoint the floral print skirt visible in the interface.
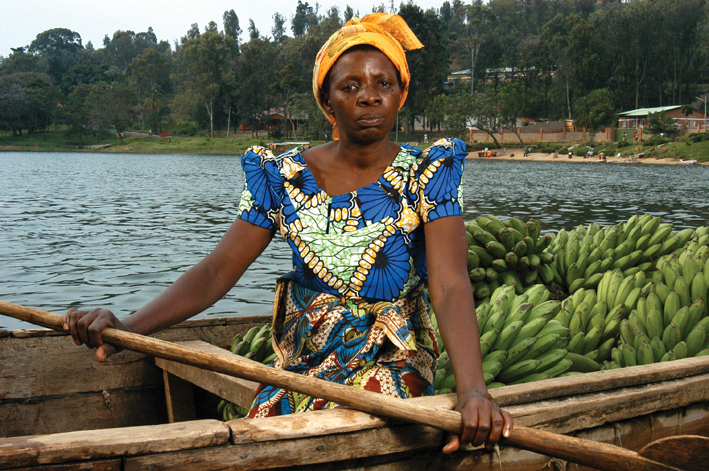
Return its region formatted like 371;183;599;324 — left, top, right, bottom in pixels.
247;277;439;418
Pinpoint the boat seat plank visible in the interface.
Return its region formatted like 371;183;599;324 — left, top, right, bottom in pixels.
125;422;444;471
0;420;229;469
162;370;196;423
154;341;260;409
7;458;122;471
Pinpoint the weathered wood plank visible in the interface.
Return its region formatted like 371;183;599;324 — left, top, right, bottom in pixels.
227;374;709;446
125;422;444;471
0;317;271;401
163;371;196;423
7;458;122;471
509;373;709;434
155;341;259;410
0;387;166;438
322;403;709;471
230;409;388;445
0;336;162;400
0;420;229;469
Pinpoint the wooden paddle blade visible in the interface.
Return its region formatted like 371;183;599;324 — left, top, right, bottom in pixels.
639;435;709;471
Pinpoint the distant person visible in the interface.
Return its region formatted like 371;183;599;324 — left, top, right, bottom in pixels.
524;148;530;157
424;134;429;143
622;132;627;141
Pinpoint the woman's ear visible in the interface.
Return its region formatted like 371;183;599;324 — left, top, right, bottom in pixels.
321;91;334;116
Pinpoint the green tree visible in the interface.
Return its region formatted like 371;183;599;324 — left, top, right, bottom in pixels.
457;4;496;93
28;28;84;84
248;19;260;40
292;1;318;37
0;82;28;136
63;83;92;143
174;31;237;137
399;4;448;137
237;38;276;138
573;88;616;139
272;13;287;43
496;82;530;143
223;10;242;49
646;110;679;136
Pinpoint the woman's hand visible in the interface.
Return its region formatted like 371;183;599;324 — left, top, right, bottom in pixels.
63;308;133;362
443;388;513;453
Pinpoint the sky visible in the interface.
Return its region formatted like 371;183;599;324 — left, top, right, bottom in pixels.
1;0;446;58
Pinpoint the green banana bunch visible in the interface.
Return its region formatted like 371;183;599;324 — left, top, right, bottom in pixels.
229;323;276;364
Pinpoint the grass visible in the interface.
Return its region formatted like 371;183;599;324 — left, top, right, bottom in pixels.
2;128;707;163
0;129;326;155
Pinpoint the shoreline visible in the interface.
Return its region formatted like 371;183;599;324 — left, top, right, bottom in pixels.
466;151;709;166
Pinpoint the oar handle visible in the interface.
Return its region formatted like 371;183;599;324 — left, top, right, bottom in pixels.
0;301;681;471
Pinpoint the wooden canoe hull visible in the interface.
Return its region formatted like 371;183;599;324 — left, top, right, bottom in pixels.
2;316;708;470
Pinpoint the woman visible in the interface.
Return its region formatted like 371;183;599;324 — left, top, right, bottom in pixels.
63;13;512;452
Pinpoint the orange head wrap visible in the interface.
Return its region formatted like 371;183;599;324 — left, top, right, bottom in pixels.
312;13;424;141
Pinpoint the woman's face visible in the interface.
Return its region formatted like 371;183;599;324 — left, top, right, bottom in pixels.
322;48;402;144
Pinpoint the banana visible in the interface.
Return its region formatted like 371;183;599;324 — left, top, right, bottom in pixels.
505;252;519;269
516;317;549;343
647;222;672;246
473;229;497;246
526;218;541;241
663;291;681;327
566;352;602;372
485;267;499;283
262;352;277;364
497;358;542;383
636;340;655;365
433;368;446;390
691;272;708;312
492;320;524;352
601;315;622;343
482;360;503;378
486;241;508;259
683;257;700;286
584;259;603;280
674;340;689;360
613;275;636;309
660;350;677;362
469;245;494;267
620;318;635;345
541;358;574;377
674;275;691;308
596;337;616;363
243;326;260;344
645;300;665;340
628;310;649;339
490;284;516;306
230;335;244;354
535;348;569;373
662;323;681;353
508;217;527;237
467;251;480;271
621;343;638;367
685;324;706;357
482;349;508;364
492;259;508;273
687;298;706;332
650;336;667;362
513;240;528;258
654;282;672;305
538;319;570;338
641;244;663;264
670;306;690;340
582;323;604;355
502;336;538;369
603;270;622;308
506;302;534;325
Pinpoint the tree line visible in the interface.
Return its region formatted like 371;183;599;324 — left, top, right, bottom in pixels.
1;0;708;144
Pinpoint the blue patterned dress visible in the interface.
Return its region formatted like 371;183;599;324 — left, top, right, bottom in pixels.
237;138;467;417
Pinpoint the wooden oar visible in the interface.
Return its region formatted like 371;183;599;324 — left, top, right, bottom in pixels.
0;300;695;471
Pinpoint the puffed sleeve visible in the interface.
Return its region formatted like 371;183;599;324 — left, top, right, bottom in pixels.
407;138;466;223
237;147;281;230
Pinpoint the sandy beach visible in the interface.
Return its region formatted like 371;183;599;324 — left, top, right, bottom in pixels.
467;150;708;166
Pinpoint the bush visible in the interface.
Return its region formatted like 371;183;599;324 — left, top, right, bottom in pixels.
171;123;200;137
617;140;631;148
642;135;670;147
690;132;709;143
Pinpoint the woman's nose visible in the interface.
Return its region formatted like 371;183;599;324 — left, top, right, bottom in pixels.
358;84;382;105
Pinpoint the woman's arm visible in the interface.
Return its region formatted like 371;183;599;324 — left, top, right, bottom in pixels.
424;215;513;452
64;219;275;361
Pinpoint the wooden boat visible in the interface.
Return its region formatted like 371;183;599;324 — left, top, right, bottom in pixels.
2;314;709;470
680;159;699;164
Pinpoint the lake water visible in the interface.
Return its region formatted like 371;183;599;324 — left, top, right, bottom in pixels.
1;152;708;331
